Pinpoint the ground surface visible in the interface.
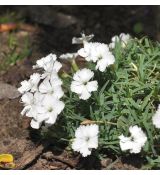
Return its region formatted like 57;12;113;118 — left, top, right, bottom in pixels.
0;6;159;169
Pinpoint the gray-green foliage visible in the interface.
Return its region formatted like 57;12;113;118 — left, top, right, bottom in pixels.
43;37;160;169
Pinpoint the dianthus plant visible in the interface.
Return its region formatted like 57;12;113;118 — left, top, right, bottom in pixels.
19;33;160;169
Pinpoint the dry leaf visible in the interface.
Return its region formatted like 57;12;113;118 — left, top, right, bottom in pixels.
0;23;39;33
0;23;17;32
81;120;96;125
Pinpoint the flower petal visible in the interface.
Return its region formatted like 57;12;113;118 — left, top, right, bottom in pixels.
86;81;98;92
30;119;42;129
79;88;91;100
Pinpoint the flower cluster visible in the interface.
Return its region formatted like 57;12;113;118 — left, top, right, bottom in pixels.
18;54;65;129
18;33;160;162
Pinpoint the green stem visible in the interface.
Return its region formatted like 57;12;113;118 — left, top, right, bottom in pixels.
60;138;71;142
71;59;79;72
61;71;72;79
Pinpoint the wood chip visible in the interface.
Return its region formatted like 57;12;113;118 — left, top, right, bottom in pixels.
15;142;49;170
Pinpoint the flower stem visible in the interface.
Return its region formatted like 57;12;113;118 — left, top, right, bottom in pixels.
61;72;72;79
71;59;79;71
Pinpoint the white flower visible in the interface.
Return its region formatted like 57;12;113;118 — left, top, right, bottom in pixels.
109;35;119;49
152;104;160;128
20;92;44;118
94;45;115;72
78;42;98;62
78;42;115;72
18;73;41;93
72;124;99;157
71;68;98;100
33;54;62;79
120;33;130;47
32;95;65;128
39;77;64;99
109;33;130;49
59;53;78;60
119;125;147;154
72;33;94;44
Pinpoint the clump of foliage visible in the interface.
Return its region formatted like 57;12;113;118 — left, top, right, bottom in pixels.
18;33;160;169
0;33;31;71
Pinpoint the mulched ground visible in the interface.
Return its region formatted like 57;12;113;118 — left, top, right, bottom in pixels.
0;6;159;170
